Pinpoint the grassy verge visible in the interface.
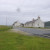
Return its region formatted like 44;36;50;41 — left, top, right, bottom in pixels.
0;25;12;31
23;27;50;29
0;25;50;50
0;31;50;50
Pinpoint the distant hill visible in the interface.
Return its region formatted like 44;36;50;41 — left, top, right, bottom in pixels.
44;21;50;27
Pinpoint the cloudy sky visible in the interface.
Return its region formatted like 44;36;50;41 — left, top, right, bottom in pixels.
0;0;50;25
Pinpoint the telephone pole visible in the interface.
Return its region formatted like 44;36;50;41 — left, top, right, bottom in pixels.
6;16;7;26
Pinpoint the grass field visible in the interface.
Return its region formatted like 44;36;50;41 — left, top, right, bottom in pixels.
0;25;12;31
0;25;50;50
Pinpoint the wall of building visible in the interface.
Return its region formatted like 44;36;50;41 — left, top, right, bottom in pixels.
14;22;21;27
24;23;33;27
24;17;44;28
34;19;44;27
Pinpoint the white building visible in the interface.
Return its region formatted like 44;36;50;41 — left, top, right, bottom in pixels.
24;16;44;28
13;21;24;27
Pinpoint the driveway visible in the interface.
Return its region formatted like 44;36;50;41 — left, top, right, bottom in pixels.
14;27;50;38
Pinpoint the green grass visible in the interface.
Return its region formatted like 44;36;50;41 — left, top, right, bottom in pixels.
0;25;12;31
0;31;50;50
0;25;50;50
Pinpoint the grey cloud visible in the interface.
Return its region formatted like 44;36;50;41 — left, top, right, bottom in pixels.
0;0;50;25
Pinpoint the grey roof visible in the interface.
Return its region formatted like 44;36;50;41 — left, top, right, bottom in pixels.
25;20;37;24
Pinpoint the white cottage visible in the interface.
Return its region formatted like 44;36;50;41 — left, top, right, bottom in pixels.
24;16;44;28
13;21;24;27
13;21;21;27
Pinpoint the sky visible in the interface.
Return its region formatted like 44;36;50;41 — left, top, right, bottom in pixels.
0;0;50;25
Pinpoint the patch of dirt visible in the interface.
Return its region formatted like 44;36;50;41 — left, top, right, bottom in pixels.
8;29;30;35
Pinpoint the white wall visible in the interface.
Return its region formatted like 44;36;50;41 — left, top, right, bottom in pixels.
24;18;44;28
24;23;33;27
14;22;21;27
34;19;44;27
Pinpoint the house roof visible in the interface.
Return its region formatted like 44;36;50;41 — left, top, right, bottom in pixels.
13;21;17;24
25;20;36;24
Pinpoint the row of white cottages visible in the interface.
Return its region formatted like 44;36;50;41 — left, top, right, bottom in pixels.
13;16;44;28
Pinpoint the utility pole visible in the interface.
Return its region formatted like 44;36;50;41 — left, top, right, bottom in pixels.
6;16;7;26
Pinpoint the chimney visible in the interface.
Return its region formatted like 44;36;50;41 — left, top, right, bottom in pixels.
38;16;40;19
32;18;35;21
